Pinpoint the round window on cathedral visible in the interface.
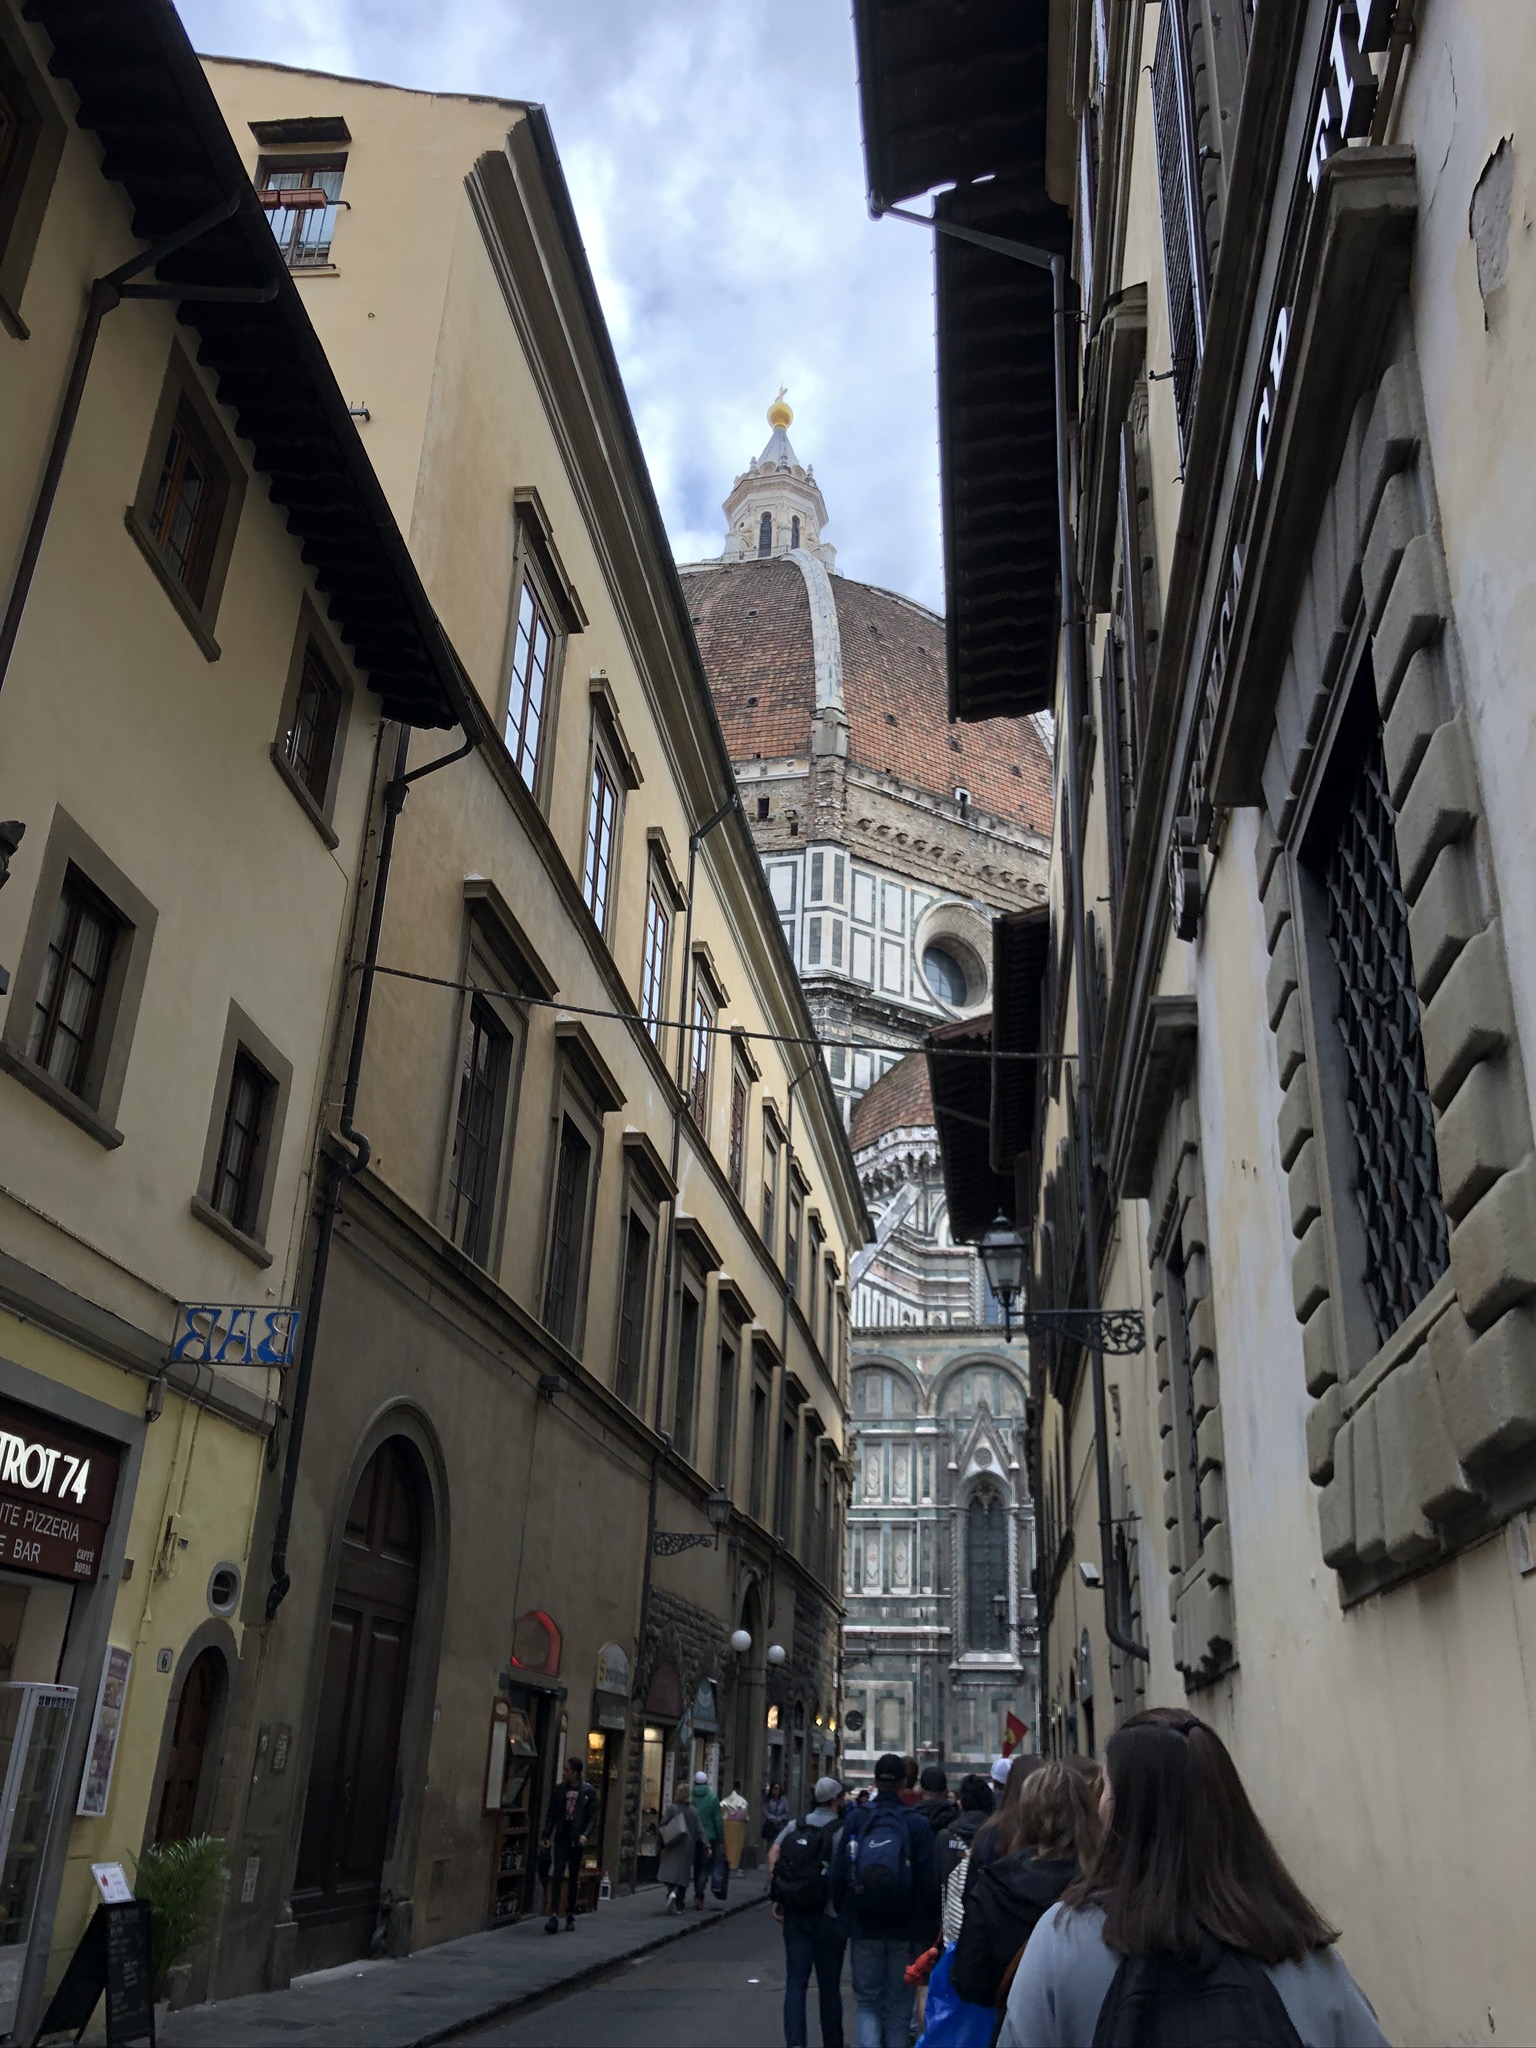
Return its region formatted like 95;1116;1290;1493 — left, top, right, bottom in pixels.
922;939;982;1009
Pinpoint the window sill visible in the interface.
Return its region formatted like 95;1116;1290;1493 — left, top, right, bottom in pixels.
123;507;222;662
268;743;340;849
189;1195;274;1269
288;264;341;279
0;290;27;341
0;1042;123;1148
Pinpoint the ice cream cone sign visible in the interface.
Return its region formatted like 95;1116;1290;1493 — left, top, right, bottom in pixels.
1002;1711;1029;1756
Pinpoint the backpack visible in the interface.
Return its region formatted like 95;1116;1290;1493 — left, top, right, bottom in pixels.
848;1807;914;1920
771;1819;835;1915
1090;1941;1305;2048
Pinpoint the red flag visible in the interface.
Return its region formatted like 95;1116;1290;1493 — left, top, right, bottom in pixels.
1002;1711;1029;1756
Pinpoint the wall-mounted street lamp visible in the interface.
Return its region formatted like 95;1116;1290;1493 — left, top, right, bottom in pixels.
730;1628;752;1655
653;1485;734;1556
766;1643;786;1667
978;1215;1145;1356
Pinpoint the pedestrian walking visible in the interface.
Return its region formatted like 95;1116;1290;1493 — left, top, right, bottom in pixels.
913;1765;959;1838
966;1754;1045;1886
763;1780;792;1849
951;1761;1099;2036
539;1756;597;1933
692;1768;725;1906
997;1708;1389;2047
829;1750;939;2048
658;1777;702;1913
935;1775;995;1923
770;1773;848;2048
898;1754;924;1808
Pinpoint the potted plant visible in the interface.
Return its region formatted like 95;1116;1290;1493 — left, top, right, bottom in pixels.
132;1836;228;2016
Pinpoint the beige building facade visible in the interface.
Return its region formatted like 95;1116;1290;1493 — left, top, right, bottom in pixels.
192;54;864;1993
860;0;1536;2040
0;1;471;2036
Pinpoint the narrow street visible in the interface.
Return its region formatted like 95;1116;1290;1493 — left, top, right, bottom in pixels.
461;1904;851;2047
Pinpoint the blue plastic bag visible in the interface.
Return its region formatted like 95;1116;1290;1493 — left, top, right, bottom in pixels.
916;1943;995;2048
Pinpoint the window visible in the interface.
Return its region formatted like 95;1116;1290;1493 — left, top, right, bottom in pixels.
786;1183;802;1296
447;997;513;1264
0;19;65;333
673;1280;702;1462
822;1263;837;1364
582;750;619;928
281;640;344;810
791;516;801;548
762;1121;780;1251
641;885;670;1039
26;871;118;1097
777;1411;797;1537
147;405;225;603
210;1050;274;1236
543;1114;594;1347
1302;679;1449;1348
966;1486;1009;1650
714;1335;738;1492
800;1437;815;1559
686;986;712;1127
505;578;554;793
727;1054;749;1198
614;1211;654;1411
1150;0;1208;450
758;513;772;557
0;58;25;219
750;1379;770;1523
257;158;345;269
1165;1230;1205;1560
807;1216;825;1336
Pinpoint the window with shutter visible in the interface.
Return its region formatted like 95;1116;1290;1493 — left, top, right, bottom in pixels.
1151;1;1209;450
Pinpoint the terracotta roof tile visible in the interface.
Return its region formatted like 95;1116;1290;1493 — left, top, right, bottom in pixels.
681;560;814;761
850;1050;935;1152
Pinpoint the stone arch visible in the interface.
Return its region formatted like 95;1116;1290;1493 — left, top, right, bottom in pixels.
142;1618;239;1855
933;1352;1028;1418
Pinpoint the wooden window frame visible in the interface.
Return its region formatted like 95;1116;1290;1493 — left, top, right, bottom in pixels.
271;599;353;844
499;490;586;810
671;1261;705;1465
537;1051;611;1356
543;1108;597;1348
255;154;346;271
447;994;516;1268
582;743;620;931
437;916;531;1273
191;1001;293;1265
727;1048;751;1199
613;1194;659;1414
126;347;247;658
0;807;157;1147
24;871;118;1103
713;1328;740;1497
686;983;714;1130
640;883;670;1040
0;11;65;339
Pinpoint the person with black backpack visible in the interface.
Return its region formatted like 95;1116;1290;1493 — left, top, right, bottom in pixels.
770;1774;848;2048
829;1751;939;2048
997;1709;1388;2048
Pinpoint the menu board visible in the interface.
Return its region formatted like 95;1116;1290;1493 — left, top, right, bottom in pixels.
35;1900;156;2046
0;1397;120;1582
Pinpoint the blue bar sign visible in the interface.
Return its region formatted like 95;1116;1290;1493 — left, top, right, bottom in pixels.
169;1303;302;1367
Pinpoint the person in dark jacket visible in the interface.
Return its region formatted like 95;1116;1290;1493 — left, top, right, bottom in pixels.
829;1752;939;2048
935;1773;995;1900
965;1752;1045;1886
540;1757;598;1932
952;1761;1099;2040
913;1763;959;1839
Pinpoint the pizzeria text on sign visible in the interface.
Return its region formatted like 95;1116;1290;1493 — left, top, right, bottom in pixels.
0;1399;119;1582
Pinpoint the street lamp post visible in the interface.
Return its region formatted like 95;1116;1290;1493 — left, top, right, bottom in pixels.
978;1216;1144;1357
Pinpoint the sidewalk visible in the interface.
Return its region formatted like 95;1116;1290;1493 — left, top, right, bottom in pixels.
153;1873;769;2048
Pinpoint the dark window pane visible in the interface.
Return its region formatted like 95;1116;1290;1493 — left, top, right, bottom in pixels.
966;1487;1009;1649
212;1050;271;1235
750;1384;768;1523
448;998;510;1263
543;1114;592;1345
687;991;711;1124
26;871;118;1097
728;1066;748;1196
673;1287;700;1461
713;1340;738;1492
149;406;224;601
284;642;343;803
614;1212;652;1410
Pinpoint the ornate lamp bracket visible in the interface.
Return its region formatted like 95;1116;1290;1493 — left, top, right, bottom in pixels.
1013;1307;1145;1355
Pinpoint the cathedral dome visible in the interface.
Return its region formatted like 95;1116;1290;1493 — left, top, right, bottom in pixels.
682;558;1052;832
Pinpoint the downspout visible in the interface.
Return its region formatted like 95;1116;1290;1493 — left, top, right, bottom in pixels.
267;719;477;1618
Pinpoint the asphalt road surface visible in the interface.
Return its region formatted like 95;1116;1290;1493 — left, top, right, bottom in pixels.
462;1901;856;2046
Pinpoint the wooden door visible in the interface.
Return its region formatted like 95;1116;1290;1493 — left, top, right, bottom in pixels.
293;1440;421;1966
154;1647;223;1844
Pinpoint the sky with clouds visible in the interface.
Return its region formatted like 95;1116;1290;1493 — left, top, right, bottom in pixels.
174;0;945;612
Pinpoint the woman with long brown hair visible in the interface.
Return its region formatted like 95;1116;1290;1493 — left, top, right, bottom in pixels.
997;1710;1386;2046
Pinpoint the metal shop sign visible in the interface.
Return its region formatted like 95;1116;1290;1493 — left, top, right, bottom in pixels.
0;1397;120;1581
169;1302;302;1368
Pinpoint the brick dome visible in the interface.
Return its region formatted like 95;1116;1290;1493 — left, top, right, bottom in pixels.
682;555;1052;833
849;1051;935;1153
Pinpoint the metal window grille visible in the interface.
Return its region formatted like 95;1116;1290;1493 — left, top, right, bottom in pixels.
1321;718;1449;1346
258;160;344;270
448;997;509;1262
1151;0;1208;451
543;1113;592;1342
27;872;118;1095
505;578;553;792
212;1050;270;1233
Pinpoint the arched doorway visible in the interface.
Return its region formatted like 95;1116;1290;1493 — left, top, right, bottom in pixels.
154;1647;226;1845
293;1438;423;1970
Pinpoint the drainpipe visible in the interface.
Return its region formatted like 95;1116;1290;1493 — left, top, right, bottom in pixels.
267;719;477;1618
0;194;270;695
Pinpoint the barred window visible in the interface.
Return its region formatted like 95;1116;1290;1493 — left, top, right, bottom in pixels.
1307;682;1449;1347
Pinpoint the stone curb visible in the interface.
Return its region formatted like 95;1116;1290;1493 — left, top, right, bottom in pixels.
410;1889;770;2048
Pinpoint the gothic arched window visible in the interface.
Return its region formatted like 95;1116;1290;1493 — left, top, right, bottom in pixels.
966;1485;1009;1650
758;513;773;556
791;516;801;548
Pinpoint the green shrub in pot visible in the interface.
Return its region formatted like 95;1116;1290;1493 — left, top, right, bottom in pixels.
132;1836;228;1999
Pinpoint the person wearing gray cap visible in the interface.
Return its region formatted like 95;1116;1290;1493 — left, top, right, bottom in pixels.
769;1773;847;2048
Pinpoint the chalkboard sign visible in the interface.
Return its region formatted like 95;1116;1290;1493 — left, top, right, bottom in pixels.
35;1899;155;2045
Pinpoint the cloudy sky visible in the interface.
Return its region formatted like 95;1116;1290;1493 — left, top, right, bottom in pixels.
175;0;945;611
